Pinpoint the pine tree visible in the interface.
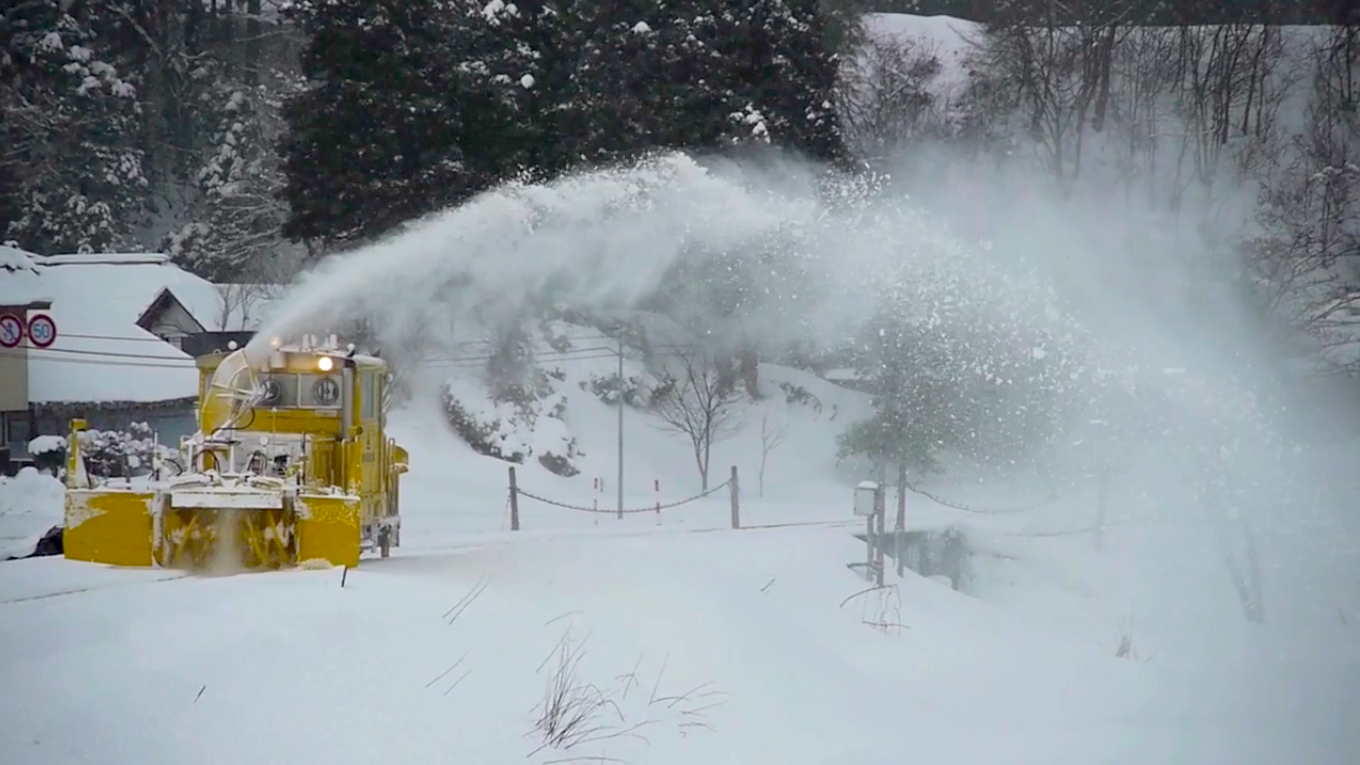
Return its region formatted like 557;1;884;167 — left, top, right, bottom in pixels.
1;1;148;254
278;0;484;246
164;70;305;282
277;0;847;247
550;0;847;166
445;0;567;179
710;0;845;163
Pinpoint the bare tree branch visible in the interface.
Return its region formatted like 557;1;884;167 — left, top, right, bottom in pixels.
650;348;743;491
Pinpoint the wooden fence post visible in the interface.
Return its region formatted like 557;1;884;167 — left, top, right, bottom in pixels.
729;465;740;529
508;466;520;532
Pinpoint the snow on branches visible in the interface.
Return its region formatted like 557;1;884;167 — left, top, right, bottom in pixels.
2;4;147;254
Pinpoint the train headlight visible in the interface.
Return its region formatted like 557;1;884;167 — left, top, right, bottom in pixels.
317;356;334;372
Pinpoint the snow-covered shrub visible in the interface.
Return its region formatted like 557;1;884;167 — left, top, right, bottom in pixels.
76;422;165;478
539;320;573;354
27;435;67;475
441;377;584;476
442;387;528;463
531;409;582;477
582;372;647;407
778;382;822;414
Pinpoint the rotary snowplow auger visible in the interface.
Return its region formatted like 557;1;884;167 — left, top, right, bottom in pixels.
62;335;410;571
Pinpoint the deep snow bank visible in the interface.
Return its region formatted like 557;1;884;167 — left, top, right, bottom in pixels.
0;469;63;558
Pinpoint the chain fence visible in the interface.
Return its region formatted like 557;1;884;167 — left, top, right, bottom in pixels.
515;478;732;516
901;478;1054;516
862;463;1056;517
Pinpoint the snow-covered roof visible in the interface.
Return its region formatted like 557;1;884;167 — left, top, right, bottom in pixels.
0;245;39;274
0;249;252;403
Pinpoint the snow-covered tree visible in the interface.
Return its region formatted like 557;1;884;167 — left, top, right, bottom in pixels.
279;0;486;246
551;0;846;166
1;1;147;253
165;67;306;282
278;0;848;246
828;183;1088;476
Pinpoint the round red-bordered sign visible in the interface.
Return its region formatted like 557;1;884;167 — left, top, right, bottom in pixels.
26;314;56;348
0;314;23;349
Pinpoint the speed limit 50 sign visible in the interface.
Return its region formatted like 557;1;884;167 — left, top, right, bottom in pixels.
26;313;56;348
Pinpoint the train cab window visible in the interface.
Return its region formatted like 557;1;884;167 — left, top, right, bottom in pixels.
257;375;299;408
360;371;377;420
301;374;342;409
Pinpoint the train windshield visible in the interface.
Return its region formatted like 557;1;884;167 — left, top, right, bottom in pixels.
255;372;344;409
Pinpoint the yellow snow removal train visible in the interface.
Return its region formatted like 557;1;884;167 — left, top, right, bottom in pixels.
62;336;408;570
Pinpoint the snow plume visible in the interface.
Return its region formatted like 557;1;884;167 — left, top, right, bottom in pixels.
253;153;805;351
251;151;1065;366
252;148;1358;624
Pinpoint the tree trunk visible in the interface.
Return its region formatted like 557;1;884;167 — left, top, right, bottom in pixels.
700;434;711;492
247;0;262;87
692;437;708;493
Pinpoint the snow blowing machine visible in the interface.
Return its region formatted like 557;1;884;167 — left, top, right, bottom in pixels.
61;335;408;571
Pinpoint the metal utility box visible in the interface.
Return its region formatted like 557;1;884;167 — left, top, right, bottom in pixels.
854;481;881;517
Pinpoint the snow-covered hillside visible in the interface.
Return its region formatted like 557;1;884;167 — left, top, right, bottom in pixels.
2;317;1359;762
386;316;877;552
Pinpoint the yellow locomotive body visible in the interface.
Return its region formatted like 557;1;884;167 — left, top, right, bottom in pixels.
62;337;408;570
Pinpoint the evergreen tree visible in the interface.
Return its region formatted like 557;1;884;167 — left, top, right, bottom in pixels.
278;0;848;245
278;0;484;246
164;70;305;282
1;1;148;254
552;0;847;167
445;0;567;179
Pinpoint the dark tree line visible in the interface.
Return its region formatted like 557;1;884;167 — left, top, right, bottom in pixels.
1;0;304;283
278;0;848;249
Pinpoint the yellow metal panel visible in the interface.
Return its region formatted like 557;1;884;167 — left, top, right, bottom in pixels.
307;437;339;489
63;490;155;567
296;494;361;568
250;407;343;436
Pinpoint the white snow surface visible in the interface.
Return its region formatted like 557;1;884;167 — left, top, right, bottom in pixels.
0;250;249;403
0;245;39;274
861;13;980;99
0;468;63;558
2;348;1358;763
26;435;65;456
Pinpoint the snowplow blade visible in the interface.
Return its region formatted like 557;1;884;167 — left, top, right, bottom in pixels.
63;489;156;567
296;494;362;568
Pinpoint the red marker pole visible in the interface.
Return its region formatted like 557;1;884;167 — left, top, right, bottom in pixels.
654;479;661;524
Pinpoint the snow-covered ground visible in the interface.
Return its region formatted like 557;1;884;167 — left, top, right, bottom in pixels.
2;337;1358;763
1;505;1355;763
0;469;63;560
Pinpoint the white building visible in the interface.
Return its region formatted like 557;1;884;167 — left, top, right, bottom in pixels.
0;246;266;465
